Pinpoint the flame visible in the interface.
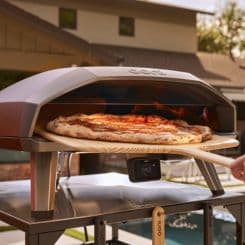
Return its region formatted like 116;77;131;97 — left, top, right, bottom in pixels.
130;102;196;118
154;102;193;118
128;102;216;128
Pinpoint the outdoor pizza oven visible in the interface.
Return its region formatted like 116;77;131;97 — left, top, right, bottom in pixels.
0;67;236;139
0;67;237;217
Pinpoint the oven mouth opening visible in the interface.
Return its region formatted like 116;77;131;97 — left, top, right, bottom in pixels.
34;78;236;135
37;103;229;134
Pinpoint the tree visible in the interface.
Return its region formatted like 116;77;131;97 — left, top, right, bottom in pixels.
198;1;245;60
239;38;245;58
197;23;226;54
217;1;245;60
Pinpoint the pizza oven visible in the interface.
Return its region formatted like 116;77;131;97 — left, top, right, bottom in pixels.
0;67;236;139
0;67;237;217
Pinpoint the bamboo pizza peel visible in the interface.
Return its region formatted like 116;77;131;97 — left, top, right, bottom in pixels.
35;126;238;169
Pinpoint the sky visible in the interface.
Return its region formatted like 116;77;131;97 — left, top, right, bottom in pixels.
141;0;245;13
222;0;245;8
216;0;245;12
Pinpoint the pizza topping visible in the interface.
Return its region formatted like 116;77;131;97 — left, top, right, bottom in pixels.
65;114;179;134
46;113;212;145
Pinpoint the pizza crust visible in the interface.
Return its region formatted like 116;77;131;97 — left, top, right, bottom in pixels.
46;114;212;145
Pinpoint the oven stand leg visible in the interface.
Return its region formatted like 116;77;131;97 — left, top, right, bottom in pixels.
30;152;57;218
95;217;106;245
111;224;119;240
204;203;213;245
25;230;64;245
227;203;245;245
195;159;224;195
26;233;38;245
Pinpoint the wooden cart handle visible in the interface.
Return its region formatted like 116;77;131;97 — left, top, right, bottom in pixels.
152;206;165;245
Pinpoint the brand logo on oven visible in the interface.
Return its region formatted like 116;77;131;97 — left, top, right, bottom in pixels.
129;68;167;76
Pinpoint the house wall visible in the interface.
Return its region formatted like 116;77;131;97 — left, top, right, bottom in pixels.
0;12;66;55
0;11;100;72
8;0;197;53
8;0;58;26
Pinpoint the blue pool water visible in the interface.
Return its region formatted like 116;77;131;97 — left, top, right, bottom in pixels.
119;212;236;245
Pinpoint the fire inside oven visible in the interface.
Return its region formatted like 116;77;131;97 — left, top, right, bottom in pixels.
37;80;234;134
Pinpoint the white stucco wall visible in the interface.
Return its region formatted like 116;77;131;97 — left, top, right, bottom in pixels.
7;0;197;53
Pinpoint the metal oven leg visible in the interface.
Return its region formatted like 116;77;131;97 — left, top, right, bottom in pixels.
204;203;213;245
195;159;224;195
30;152;57;218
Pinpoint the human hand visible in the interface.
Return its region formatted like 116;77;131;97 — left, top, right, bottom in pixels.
230;155;245;182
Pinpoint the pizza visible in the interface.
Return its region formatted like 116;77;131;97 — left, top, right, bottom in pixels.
46;113;212;145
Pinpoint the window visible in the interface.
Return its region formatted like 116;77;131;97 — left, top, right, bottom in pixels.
59;8;77;29
119;16;134;37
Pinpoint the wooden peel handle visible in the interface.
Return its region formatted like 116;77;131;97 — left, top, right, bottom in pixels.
174;148;234;168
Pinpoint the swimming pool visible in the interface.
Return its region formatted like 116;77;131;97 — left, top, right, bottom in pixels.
119;211;236;245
